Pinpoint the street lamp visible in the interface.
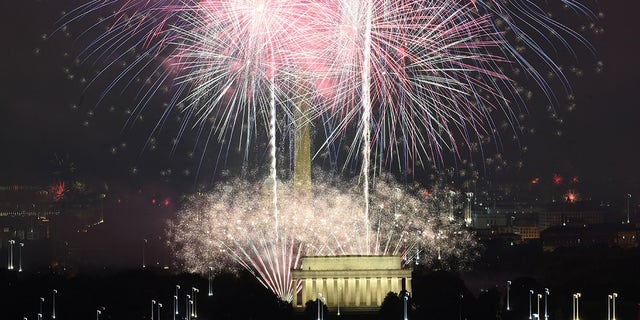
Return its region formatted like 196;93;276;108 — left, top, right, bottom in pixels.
612;293;618;320
626;194;631;224
208;267;213;297
158;303;162;320
536;293;542;320
192;287;199;318
403;291;410;320
8;240;15;270
337;287;342;316
544;288;550;320
573;293;581;320
142;239;147;268
96;309;101;320
152;300;156;320
18;242;24;272
506;281;511;311
39;297;45;316
459;294;464;320
52;289;57;319
186;294;191;320
317;293;323;320
608;295;613;320
322;295;327;320
529;290;534;320
174;285;180;320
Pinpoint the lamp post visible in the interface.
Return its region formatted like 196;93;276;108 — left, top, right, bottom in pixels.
506;281;511;311
174;285;180;320
536;294;542;320
192;287;199;318
208;267;213;297
96;309;101;320
317;293;323;320
322;295;327;320
158;303;162;320
8;240;15;270
39;297;45;316
626;194;631;224
152;300;156;320
403;291;410;320
612;293;618;320
18;242;24;272
529;290;534;320
573;293;581;320
459;294;464;320
52;289;57;319
337;287;341;316
186;294;191;320
608;295;612;320
544;288;550;320
142;239;147;268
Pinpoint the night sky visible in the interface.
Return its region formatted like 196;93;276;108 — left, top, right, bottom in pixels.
1;0;639;199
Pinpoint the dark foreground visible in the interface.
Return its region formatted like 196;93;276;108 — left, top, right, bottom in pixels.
2;245;640;320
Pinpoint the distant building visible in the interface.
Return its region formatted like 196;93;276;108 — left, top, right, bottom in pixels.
540;224;639;251
469;200;625;244
539;201;617;230
513;225;540;240
0;185;59;247
471;211;509;229
474;229;521;244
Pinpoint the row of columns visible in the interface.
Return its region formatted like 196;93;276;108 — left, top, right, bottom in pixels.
297;276;410;308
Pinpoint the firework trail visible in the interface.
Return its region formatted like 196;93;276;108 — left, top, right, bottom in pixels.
60;0;594;302
60;0;594;172
309;0;594;170
295;0;509;252
168;0;337;235
288;0;594;248
167;174;479;301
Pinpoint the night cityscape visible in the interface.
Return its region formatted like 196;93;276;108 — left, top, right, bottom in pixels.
2;1;640;320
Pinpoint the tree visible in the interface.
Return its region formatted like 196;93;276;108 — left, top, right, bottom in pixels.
379;291;402;320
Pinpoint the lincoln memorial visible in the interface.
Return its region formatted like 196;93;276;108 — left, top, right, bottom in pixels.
291;255;412;310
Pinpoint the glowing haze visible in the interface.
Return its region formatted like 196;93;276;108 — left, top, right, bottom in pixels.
167;174;479;301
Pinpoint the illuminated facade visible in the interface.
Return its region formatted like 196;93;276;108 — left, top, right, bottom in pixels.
291;255;412;310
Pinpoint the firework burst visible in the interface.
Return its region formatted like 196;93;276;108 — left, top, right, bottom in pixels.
167;174;479;301
60;0;595;171
61;0;595;303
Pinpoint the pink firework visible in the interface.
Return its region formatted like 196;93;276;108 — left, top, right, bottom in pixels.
61;0;593;169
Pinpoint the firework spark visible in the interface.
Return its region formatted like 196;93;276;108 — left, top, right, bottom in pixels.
60;0;595;171
167;174;479;301
61;0;594;303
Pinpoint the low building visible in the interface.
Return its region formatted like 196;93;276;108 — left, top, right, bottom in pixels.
541;224;639;251
291;255;412;311
513;225;540;240
539;201;617;230
0;185;60;247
